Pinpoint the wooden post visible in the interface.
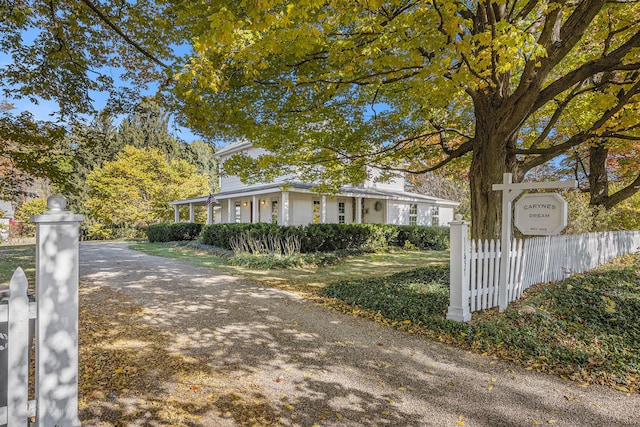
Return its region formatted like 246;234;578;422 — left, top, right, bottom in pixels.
447;216;471;322
31;196;82;427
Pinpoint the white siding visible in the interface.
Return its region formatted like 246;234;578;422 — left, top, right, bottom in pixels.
363;199;384;224
290;194;316;226
219;147;291;192
387;202;409;225
363;167;405;191
324;197;353;223
438;206;455;226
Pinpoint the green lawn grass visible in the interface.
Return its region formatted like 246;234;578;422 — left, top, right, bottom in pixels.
129;242;449;293
0;244;36;286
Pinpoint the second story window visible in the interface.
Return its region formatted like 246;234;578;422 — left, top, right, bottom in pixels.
313;200;321;224
338;202;345;224
409;203;418;226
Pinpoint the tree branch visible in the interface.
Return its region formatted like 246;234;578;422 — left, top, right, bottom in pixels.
79;0;168;69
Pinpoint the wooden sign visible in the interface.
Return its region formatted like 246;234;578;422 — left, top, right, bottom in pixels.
514;193;568;235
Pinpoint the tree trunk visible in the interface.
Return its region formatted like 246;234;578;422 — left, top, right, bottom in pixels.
588;140;609;206
469;103;516;241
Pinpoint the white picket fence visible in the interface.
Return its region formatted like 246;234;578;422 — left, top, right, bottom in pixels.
447;219;640;322
0;269;37;426
0;196;83;427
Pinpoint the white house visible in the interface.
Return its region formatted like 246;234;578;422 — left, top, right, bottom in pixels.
169;141;458;226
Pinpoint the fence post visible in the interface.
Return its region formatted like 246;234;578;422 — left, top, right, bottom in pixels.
447;216;471;322
31;195;83;427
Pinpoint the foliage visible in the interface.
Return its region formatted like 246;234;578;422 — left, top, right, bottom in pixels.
199;223;450;253
146;222;203;243
85;146;209;230
1;1;173;118
228;253;306;269
320;254;640;391
563;190;640;234
319;267;451;324
395;226;450;251
229;232;301;256
13;197;48;237
165;0;640;240
0;104;71;200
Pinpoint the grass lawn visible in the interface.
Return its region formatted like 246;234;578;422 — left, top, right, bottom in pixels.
129;242;448;294
0;244;36;287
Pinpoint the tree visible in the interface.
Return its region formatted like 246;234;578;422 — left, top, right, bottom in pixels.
0;102;70;200
164;0;640;239
1;0;173;118
85;145;209;228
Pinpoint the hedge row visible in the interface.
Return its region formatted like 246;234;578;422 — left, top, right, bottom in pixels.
146;222;203;242
197;223;449;252
147;222;450;251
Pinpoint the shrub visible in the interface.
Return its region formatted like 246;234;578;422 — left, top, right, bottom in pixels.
147;222;203;242
199;223;449;252
395;225;450;250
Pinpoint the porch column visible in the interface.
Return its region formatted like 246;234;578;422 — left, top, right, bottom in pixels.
321;195;327;223
174;205;180;223
206;202;214;225
384;199;389;224
227;199;233;223
189;203;195;223
281;191;290;226
252;195;258;223
355;197;362;224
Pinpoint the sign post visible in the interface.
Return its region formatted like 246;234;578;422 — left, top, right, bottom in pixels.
492;174;577;312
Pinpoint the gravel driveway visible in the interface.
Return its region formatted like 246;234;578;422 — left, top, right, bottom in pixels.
79;241;640;426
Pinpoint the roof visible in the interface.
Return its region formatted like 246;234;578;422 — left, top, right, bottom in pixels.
215;140;252;157
169;182;459;207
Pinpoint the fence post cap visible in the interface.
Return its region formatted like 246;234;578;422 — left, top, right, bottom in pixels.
47;195;67;211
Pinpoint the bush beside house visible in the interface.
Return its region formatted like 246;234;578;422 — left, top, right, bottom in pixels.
148;222;450;252
146;222;203;243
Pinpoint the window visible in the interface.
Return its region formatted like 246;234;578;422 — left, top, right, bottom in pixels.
338;202;345;224
271;200;279;224
432;206;440;226
409;204;418;226
313;200;321;224
235;202;241;223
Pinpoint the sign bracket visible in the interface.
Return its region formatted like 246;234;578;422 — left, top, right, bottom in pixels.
492;173;577;312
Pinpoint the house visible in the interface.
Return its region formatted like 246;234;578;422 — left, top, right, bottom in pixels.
169;141;458;227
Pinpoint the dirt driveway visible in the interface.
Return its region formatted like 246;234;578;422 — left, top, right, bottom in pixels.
78;241;640;426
